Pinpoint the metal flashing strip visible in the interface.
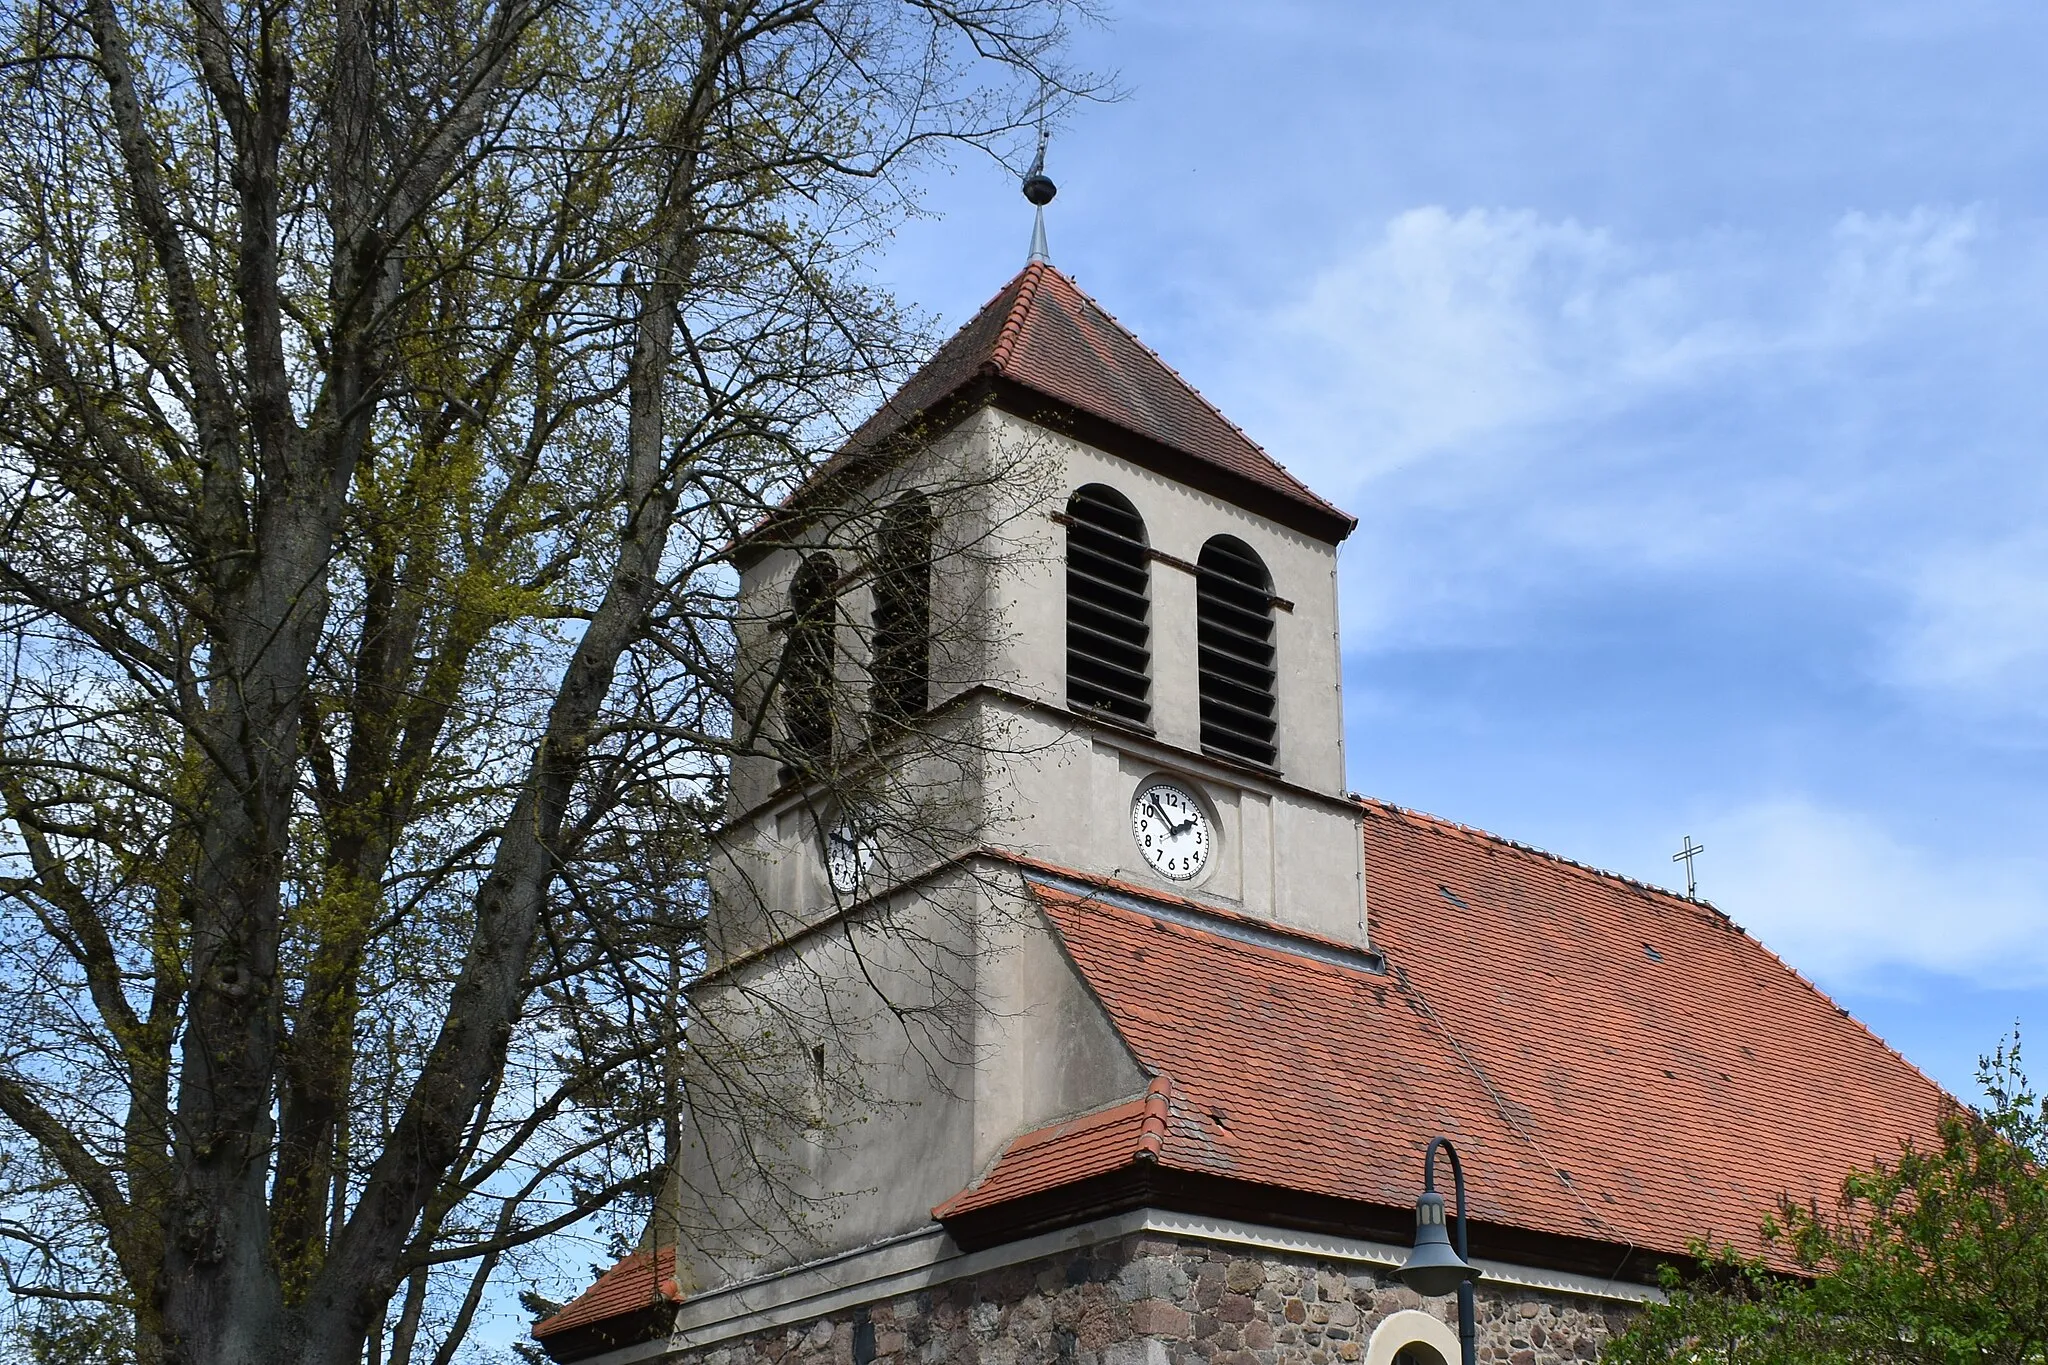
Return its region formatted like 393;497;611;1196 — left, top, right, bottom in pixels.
1133;1211;1665;1306
657;1210;1661;1356
668;1215;1150;1352
1026;871;1387;976
558;1336;672;1365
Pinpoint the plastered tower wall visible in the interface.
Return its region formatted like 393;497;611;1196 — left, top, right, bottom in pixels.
680;394;1364;1286
966;408;1367;944
711;418;1017;963
666;865;1143;1292
974;407;1350;794
722;422;1002;820
712;405;1364;962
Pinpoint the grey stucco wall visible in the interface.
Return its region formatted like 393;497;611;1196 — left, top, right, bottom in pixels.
971;410;1351;797
682;403;1373;1291
972;702;1368;943
667;864;1144;1292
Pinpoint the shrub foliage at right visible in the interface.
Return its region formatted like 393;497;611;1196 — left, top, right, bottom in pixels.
1605;1038;2048;1365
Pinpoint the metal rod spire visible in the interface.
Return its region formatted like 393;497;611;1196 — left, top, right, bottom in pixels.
1022;128;1056;264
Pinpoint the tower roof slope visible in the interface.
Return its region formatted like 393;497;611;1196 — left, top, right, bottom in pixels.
939;802;1951;1272
846;262;1355;543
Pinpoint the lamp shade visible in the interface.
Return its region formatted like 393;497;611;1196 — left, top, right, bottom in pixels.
1396;1191;1480;1298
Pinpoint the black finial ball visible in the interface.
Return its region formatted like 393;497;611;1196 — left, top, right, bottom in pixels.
1022;172;1057;206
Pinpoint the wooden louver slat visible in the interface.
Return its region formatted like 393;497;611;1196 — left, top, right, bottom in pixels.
1197;536;1277;766
1066;486;1151;725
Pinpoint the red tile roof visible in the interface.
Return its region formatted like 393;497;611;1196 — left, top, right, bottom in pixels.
755;263;1354;550
934;1077;1182;1220
532;1247;680;1346
941;801;1952;1268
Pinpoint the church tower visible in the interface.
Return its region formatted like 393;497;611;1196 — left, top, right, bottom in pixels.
665;227;1364;1287
716;258;1364;946
539;193;1956;1365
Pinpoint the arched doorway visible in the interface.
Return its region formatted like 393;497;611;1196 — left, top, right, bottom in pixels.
1365;1309;1461;1365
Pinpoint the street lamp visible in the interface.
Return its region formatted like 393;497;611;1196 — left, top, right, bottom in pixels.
1396;1136;1480;1365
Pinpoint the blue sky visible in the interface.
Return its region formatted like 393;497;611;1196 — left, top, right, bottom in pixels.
878;0;2048;1104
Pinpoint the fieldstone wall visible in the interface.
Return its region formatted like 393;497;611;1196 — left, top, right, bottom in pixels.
672;1234;1637;1365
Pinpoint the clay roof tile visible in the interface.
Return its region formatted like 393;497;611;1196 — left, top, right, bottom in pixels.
939;804;1952;1268
531;1247;681;1345
750;262;1355;555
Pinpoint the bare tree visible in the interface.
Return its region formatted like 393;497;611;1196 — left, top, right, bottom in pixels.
0;0;1098;1361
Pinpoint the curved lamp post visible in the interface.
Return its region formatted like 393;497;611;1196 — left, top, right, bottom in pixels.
1395;1136;1481;1365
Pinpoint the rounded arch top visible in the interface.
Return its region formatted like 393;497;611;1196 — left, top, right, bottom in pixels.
883;487;930;518
1198;533;1271;591
1068;482;1148;544
1365;1309;1459;1365
791;549;839;598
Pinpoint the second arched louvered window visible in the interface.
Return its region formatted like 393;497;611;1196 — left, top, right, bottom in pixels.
1197;536;1277;766
783;552;838;768
1065;485;1151;725
870;492;932;725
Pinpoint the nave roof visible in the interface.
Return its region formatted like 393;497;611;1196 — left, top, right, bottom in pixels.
938;800;1951;1276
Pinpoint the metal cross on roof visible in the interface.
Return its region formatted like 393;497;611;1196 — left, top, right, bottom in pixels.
1672;835;1706;900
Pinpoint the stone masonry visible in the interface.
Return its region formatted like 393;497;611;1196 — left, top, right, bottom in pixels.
673;1234;1638;1365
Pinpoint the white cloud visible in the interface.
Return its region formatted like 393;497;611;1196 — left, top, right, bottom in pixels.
1251;206;1763;490
1246;203;1981;502
1202;203;1994;651
1700;797;2048;991
1890;531;2048;711
1819;206;1980;340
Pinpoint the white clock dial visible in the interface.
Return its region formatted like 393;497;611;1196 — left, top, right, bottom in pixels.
1131;780;1212;883
824;821;873;895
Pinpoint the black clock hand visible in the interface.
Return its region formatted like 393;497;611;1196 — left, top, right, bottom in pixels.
1148;795;1175;832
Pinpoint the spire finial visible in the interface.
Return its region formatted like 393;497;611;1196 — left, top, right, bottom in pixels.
1022;127;1055;265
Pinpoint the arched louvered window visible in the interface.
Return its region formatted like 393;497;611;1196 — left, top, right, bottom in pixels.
783;552;838;767
1066;485;1151;725
1197;536;1277;766
870;492;932;724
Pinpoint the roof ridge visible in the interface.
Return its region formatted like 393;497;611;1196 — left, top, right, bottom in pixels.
1034;268;1331;507
988;261;1050;371
1354;793;1716;913
733;261;1356;560
1355;794;1963;1110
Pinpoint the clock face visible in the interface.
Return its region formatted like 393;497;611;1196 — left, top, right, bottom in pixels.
824;821;873;895
1131;780;1212;883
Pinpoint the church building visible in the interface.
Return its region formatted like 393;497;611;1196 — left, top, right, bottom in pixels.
533;217;1951;1365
